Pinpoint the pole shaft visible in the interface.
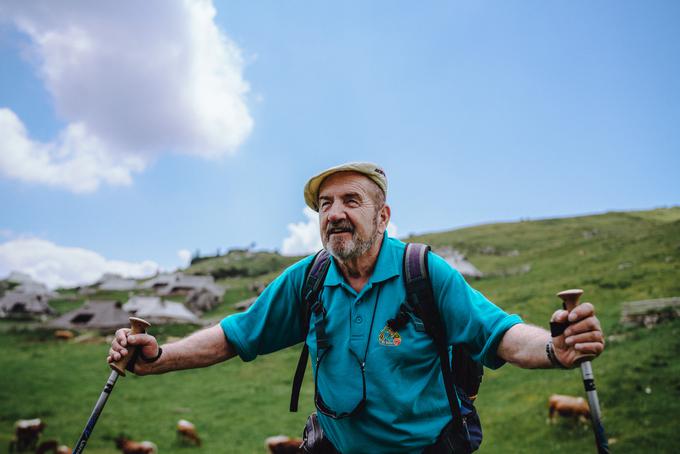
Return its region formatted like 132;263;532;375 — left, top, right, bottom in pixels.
72;370;120;454
579;361;609;454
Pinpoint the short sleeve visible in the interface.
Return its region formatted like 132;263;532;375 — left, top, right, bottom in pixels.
427;251;523;369
220;255;314;362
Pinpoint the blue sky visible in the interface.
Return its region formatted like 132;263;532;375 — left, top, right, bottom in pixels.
0;1;678;288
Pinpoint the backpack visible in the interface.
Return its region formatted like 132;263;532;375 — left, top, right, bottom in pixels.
290;243;483;453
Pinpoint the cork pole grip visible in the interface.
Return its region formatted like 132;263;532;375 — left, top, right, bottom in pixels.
110;317;151;376
556;289;595;363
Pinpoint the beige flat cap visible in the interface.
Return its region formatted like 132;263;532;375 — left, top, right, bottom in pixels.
304;162;388;211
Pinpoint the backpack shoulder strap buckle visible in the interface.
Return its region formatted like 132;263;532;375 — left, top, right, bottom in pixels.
290;249;332;412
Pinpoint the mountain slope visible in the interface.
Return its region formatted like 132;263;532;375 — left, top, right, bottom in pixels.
1;207;678;453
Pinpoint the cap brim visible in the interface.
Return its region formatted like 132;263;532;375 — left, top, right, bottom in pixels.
303;162;387;211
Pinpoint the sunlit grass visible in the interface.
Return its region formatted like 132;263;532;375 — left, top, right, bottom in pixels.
1;207;679;452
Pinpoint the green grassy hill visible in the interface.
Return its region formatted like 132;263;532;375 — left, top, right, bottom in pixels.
1;207;678;453
187;249;300;281
410;207;680;453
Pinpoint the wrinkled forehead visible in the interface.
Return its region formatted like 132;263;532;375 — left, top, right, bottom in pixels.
318;171;378;198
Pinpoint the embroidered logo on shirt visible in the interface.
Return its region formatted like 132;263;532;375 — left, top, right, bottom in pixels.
378;325;401;346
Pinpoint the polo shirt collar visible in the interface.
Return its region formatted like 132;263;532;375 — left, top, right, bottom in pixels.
323;233;399;287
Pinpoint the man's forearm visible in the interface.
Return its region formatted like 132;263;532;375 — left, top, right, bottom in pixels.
136;324;237;375
497;323;553;369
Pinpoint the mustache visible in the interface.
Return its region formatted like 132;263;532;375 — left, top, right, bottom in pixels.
326;220;354;235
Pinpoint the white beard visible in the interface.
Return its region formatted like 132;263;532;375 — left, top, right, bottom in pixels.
325;217;379;262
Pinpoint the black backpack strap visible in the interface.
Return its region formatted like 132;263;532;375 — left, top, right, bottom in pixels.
452;347;484;402
404;243;472;453
290;249;332;412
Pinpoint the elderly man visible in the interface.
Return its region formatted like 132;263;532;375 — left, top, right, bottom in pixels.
108;162;605;453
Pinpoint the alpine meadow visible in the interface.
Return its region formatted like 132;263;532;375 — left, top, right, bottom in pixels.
1;207;679;453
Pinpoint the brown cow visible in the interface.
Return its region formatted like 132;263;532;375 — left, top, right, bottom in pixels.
54;330;75;340
548;394;591;423
114;436;157;454
176;419;201;446
9;418;46;452
265;435;304;454
35;440;70;454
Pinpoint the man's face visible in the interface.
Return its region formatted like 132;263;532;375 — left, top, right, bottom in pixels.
317;172;389;261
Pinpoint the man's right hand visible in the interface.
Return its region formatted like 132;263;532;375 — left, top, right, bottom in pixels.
107;328;160;375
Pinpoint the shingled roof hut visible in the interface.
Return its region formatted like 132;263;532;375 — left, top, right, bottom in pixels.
620;297;680;328
47;300;130;332
185;288;223;315
143;273;224;298
0;291;56;319
123;296;200;324
435;247;484;279
98;276;137;291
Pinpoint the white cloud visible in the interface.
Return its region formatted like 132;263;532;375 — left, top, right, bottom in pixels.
0;0;253;192
0;237;158;289
281;207;323;256
281;207;399;256
387;220;399;238
177;249;192;267
0;109;145;192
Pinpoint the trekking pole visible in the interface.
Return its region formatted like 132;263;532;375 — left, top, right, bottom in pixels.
557;289;609;454
72;317;151;454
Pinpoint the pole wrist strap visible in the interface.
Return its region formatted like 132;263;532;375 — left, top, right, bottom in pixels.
546;340;568;369
140;347;163;363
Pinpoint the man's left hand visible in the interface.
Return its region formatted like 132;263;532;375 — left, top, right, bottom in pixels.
551;302;605;368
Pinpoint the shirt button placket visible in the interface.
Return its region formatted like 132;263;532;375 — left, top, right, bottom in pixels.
349;294;366;351
354;294;365;326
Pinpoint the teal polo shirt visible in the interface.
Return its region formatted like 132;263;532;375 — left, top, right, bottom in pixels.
221;234;522;453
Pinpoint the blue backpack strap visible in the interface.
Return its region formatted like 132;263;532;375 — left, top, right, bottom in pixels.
290;249;332;412
404;243;473;453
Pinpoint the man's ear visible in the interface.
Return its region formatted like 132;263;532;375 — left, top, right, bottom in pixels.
378;204;391;233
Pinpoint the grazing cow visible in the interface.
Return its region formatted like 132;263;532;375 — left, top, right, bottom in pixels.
265;435;304;454
548;394;591;423
115;436;157;454
35;440;70;454
176;419;201;446
9;418;46;452
54;330;75;340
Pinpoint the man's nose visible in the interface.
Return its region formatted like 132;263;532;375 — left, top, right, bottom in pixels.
326;202;346;222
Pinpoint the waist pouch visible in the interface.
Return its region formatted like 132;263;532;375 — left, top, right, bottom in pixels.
424;391;482;454
301;412;339;454
458;389;482;452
